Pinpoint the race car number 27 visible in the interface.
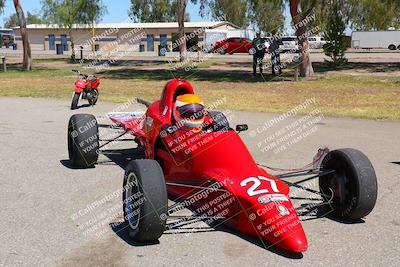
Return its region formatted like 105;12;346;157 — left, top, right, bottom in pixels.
240;176;279;196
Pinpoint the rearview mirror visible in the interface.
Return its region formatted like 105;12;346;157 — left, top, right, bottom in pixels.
236;124;248;133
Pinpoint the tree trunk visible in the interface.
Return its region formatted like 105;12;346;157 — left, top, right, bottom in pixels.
13;0;31;71
289;0;314;77
69;28;76;62
178;0;187;62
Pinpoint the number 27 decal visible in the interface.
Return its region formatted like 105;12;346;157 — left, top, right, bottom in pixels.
240;176;279;196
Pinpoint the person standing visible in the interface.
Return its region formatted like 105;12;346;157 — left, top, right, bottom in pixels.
252;32;266;77
269;30;282;76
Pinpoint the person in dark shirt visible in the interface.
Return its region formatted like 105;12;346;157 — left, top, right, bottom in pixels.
252;32;266;77
269;30;282;76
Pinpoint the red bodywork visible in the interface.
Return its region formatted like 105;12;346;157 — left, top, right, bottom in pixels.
213;37;253;54
109;79;308;253
74;77;101;93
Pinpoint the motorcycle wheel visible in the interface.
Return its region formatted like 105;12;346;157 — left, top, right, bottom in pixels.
88;89;99;106
71;92;80;110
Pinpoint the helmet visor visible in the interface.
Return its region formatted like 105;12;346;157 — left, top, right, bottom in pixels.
176;103;205;120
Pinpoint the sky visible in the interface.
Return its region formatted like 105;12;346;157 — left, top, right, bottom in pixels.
0;0;293;32
0;0;204;26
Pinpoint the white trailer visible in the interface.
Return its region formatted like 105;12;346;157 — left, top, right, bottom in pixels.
352;30;400;50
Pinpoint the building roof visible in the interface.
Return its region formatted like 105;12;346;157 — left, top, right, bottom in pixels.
15;21;239;30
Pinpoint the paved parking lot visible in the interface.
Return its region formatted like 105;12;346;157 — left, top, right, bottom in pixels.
0;97;399;266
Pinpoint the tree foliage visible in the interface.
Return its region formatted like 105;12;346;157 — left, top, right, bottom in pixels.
349;0;400;30
210;0;248;28
41;0;107;60
248;0;285;32
79;0;107;28
323;1;347;65
4;12;43;28
129;0;189;22
303;0;400;31
0;0;4;13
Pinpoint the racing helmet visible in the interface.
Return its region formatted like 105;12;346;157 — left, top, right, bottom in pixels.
173;94;205;132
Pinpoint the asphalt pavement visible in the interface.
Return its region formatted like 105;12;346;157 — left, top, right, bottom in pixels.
0;97;399;266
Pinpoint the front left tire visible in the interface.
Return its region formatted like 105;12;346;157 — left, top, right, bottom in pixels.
319;148;378;220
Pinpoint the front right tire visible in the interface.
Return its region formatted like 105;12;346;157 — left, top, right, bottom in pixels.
68;114;99;168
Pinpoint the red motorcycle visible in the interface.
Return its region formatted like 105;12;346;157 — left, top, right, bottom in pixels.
70;69;100;110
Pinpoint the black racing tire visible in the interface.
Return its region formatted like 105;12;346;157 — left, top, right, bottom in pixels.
208;111;230;131
219;48;226;55
123;159;168;242
71;93;80;110
397;45;400;50
388;44;396;50
67;114;99;168
319;148;377;220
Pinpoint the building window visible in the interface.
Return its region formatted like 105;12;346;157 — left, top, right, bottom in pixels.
61;34;68;51
171;32;199;52
160;34;168;49
147;34;154;52
48;34;55;50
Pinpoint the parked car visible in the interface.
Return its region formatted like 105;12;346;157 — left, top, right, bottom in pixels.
308;36;327;49
280;36;299;52
212;37;253;54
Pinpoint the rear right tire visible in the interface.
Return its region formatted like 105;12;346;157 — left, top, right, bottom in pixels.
388;44;396;50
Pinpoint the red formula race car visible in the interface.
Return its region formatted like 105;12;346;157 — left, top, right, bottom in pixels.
67;79;378;253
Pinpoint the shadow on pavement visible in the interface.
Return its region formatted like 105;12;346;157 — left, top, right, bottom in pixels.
110;221;160;246
59;159;95;169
